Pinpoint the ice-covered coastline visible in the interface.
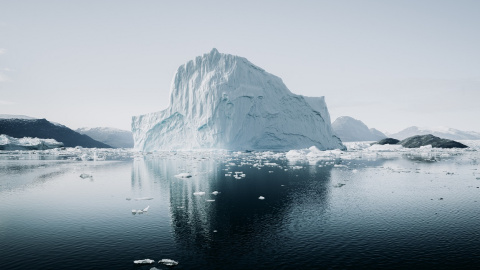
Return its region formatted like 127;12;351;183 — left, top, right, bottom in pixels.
0;140;478;164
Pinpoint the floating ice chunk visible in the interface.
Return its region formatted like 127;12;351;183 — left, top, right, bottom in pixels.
258;196;265;200
352;169;358;173
269;171;274;173
368;144;403;152
193;192;205;196
79;173;92;179
211;191;219;195
159;259;179;266
333;183;346;188
131;210;137;215
143;205;150;212
135;197;154;201
206;199;215;202
175;172;192;178
334;164;347;168
134;259;155;264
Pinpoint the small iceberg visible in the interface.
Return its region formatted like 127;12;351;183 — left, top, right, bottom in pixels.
211;191;220;195
159;259;179;266
193;192;205;196
258;196;265;200
79;173;92;179
143;205;150;212
134;197;154;201
175;172;192;178
133;259;155;264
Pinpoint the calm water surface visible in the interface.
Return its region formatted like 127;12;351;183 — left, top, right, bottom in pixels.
0;150;479;269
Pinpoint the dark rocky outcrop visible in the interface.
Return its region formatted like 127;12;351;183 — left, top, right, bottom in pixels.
399;134;467;148
372;138;400;145
371;134;468;149
0;118;112;148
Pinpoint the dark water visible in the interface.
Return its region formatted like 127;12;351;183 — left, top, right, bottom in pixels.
0;152;479;269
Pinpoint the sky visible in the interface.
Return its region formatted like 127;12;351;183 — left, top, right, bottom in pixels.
0;0;479;133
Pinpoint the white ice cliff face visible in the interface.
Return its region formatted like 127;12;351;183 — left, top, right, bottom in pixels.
132;48;344;151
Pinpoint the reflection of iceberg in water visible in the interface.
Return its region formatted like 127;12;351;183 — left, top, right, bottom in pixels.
131;152;339;255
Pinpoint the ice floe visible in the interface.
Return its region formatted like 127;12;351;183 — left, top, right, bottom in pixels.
79;173;92;179
174;172;192;178
134;197;154;201
134;259;155;264
159;259;179;266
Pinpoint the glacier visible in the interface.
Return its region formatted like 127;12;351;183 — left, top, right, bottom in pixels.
132;48;345;151
0;134;63;150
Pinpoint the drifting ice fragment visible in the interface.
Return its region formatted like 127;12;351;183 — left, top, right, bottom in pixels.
193;192;205;196
175;173;192;178
259;196;265;200
79;173;92;179
159;259;179;266
134;259;155;264
135;197;154;201
206;199;215;202
143;206;150;212
211;191;219;195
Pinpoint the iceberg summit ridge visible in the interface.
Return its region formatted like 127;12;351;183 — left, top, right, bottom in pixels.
132;48;345;151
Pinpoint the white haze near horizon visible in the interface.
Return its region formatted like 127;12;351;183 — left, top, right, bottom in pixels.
0;0;479;134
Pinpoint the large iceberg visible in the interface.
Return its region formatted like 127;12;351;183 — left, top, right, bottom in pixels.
132;49;344;151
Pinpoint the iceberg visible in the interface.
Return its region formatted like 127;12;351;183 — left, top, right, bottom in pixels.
132;48;344;151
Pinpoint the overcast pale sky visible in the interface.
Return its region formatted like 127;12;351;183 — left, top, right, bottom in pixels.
0;0;479;133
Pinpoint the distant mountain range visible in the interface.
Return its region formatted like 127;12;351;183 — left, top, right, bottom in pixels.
332;116;387;142
389;126;480;140
0;115;111;148
76;127;133;148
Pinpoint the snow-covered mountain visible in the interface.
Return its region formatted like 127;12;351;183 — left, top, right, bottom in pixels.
0;114;36;120
132;48;344;151
76;127;133;148
332;116;387;142
390;126;480;140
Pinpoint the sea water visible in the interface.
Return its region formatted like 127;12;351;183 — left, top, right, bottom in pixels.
0;144;479;269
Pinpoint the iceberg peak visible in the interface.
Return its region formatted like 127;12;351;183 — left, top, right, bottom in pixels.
132;50;345;151
209;47;219;55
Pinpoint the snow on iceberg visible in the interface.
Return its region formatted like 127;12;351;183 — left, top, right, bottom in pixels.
0;134;63;150
132;48;345;151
